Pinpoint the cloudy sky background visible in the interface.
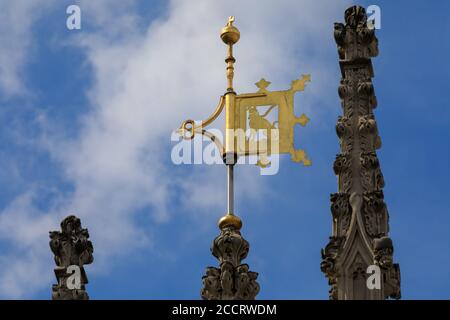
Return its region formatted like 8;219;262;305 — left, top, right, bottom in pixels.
0;0;449;299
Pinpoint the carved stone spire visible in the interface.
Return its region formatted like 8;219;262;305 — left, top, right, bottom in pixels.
201;224;260;300
321;6;401;300
49;215;94;300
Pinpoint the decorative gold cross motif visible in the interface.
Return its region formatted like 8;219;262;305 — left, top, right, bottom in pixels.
255;79;271;92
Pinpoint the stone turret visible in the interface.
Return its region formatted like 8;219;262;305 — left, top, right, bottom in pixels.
49;215;93;300
321;5;401;300
201;224;259;300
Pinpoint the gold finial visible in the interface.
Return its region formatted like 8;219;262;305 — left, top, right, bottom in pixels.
218;213;242;230
220;16;240;92
220;16;240;45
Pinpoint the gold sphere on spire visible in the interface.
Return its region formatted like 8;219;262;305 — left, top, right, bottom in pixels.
220;16;240;45
218;214;242;230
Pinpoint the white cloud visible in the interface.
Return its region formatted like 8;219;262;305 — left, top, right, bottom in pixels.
0;192;54;297
0;0;56;98
0;0;350;298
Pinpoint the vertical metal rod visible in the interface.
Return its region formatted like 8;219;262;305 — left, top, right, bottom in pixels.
227;164;234;215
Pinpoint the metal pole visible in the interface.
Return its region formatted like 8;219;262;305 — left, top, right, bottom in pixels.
227;164;234;214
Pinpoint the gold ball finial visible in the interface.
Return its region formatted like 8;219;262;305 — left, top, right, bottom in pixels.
218;214;242;230
220;16;240;45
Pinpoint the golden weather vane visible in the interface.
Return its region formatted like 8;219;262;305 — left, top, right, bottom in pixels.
178;16;311;231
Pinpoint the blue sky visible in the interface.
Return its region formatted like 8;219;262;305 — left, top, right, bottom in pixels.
0;0;449;299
